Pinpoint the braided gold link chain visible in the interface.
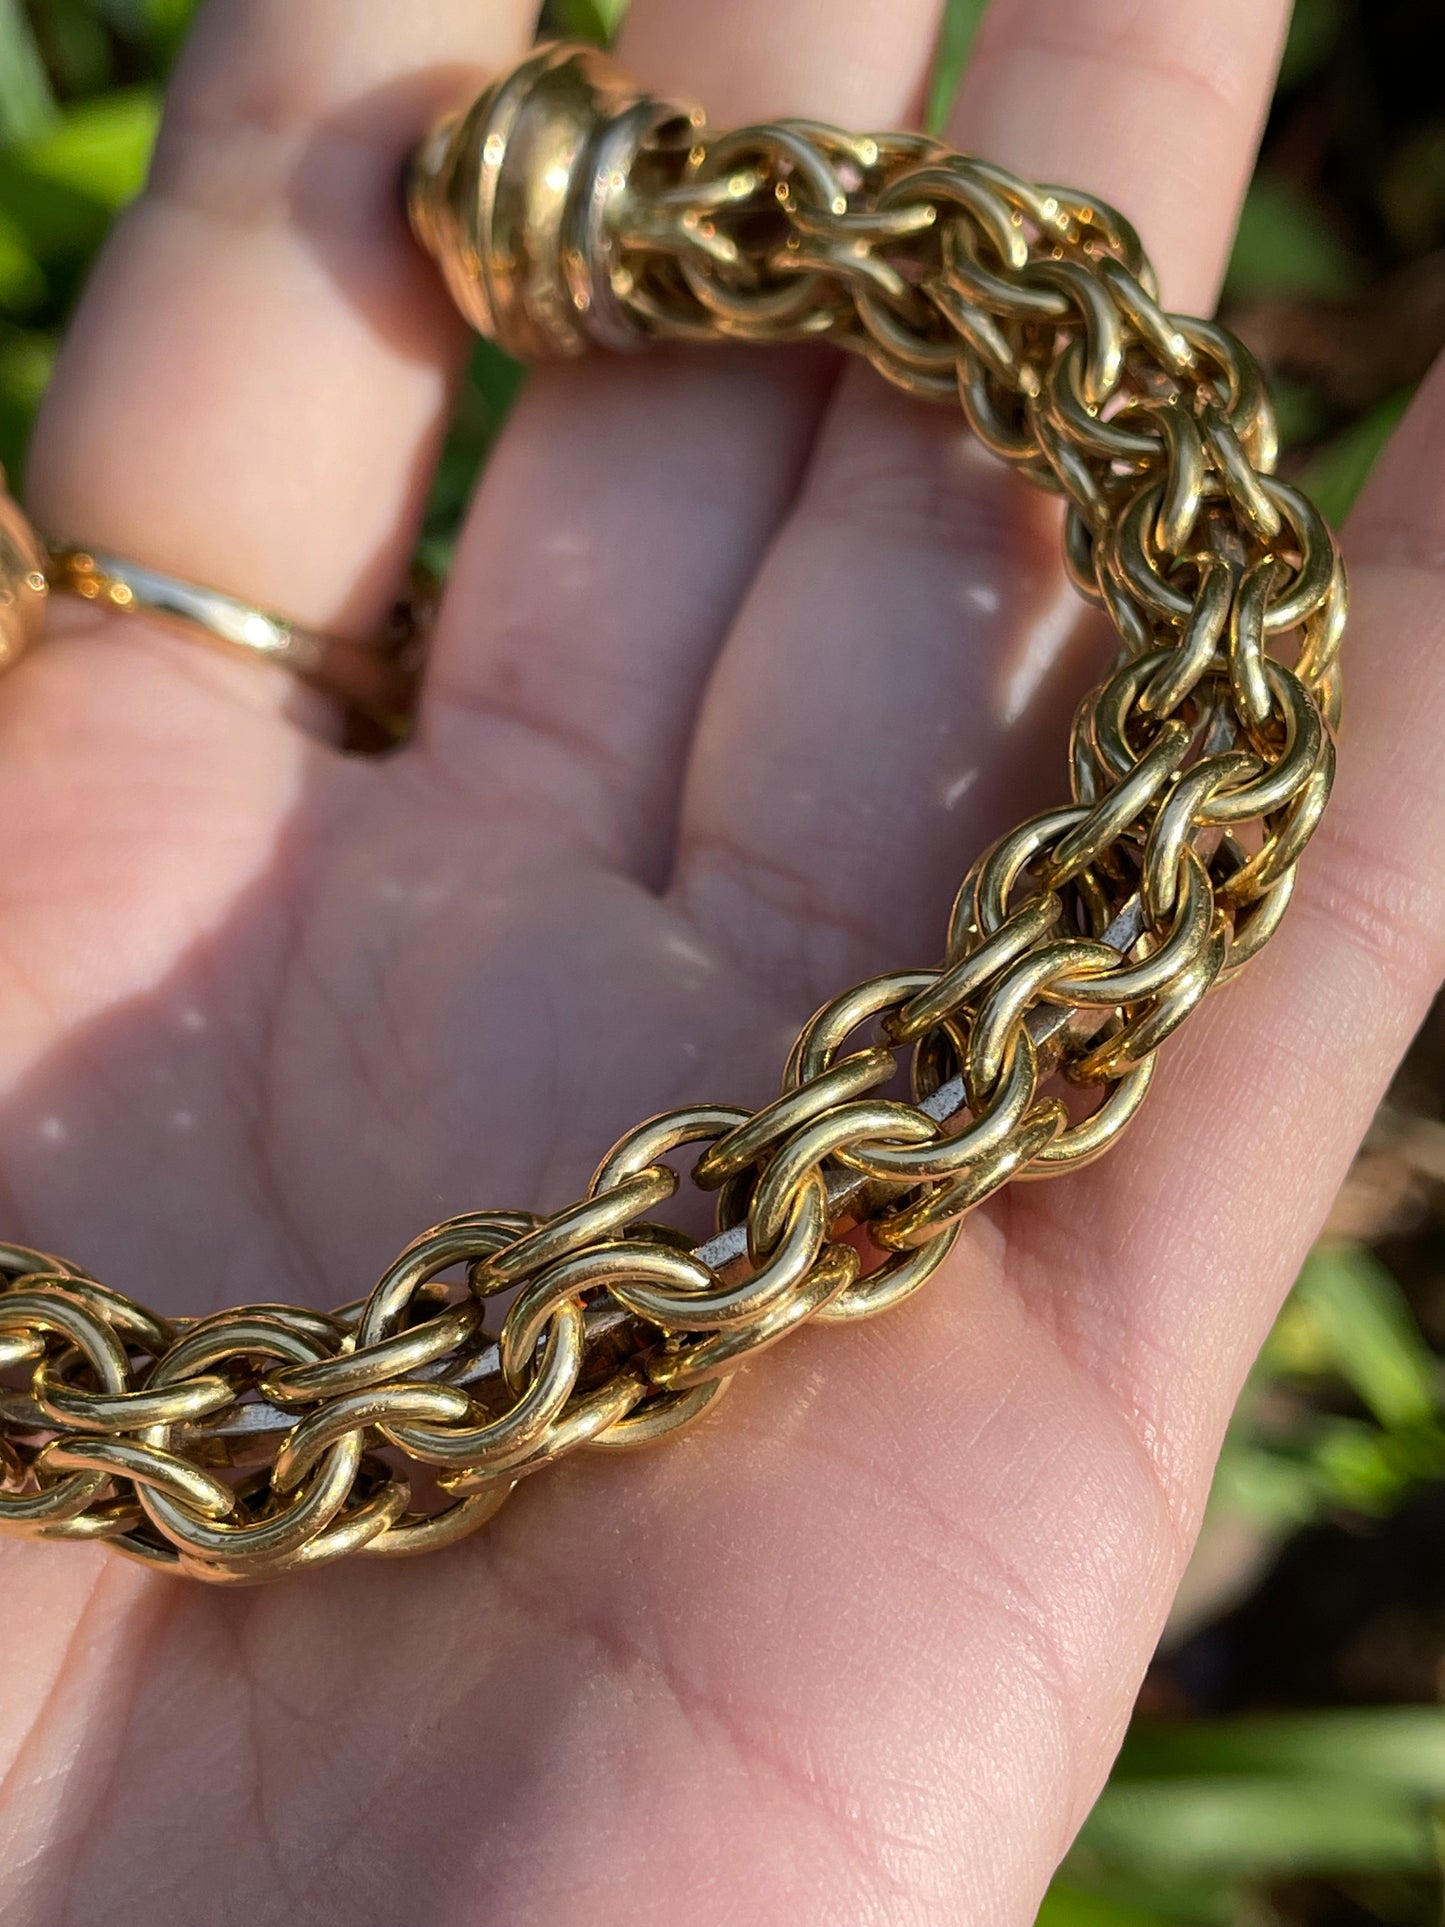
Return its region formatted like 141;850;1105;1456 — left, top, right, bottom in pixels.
0;42;1345;1581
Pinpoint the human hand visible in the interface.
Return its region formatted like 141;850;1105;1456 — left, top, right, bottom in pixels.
3;1;1443;1921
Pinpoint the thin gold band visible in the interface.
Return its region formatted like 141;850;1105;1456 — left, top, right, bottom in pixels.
0;478;47;671
46;543;419;732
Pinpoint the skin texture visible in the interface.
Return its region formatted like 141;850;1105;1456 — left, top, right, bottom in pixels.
3;0;1445;1920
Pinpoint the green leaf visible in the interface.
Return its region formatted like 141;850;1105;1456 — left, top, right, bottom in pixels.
0;88;162;278
418;338;526;575
1225;173;1360;300
0;323;56;480
1036;1882;1175;1926
1077;1776;1436;1876
0;0;57;148
543;0;631;45
1277;0;1346;91
14;87;161;212
1310;1412;1445;1513
1208;1438;1324;1528
29;0;115;96
925;0;990;134
1299;389;1414;527
1293;1243;1439;1429
1115;1710;1445;1802
0;206;45;314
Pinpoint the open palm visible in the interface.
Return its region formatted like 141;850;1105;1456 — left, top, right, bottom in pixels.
3;1;1444;1921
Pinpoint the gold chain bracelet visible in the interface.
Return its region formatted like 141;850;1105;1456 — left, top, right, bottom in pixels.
0;42;1345;1583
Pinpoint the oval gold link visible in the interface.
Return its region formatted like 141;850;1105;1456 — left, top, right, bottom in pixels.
0;1465;112;1531
261;1300;480;1407
1107;480;1197;625
1217;737;1335;906
1088;650;1178;784
1027;258;1125;408
968;806;1089;944
1025;1058;1155;1170
0;1288;131;1390
443;1366;650;1489
359;1210;536;1336
1198;663;1325;822
272;1383;475;1493
785;971;935;1087
175;1460;414;1583
1201;408;1282;541
1096;558;1157;662
387;1300;585;1469
878;159;1028;269
941;221;1070;322
1049;182;1149;276
616;1176;828;1334
1041;719;1193;886
1062;504;1106;607
472;1167;677;1294
1026;396;1108;524
872;1104;1068;1249
1172;316;1278;473
695;1049;899;1188
1138;556;1237;718
38;1436;237;1520
1049;846;1213;1006
1219;867;1296;976
1255;478;1339;633
588;1372;731;1451
813;1220;961;1323
1151;402;1208;555
1297;550;1349;688
1228;555;1276;732
138;1431;362;1572
591;1105;750;1194
1073;917;1230;1081
957;356;1047;468
748;1100;937;1256
36;1494;143;1544
1144;749;1259;922
148;1311;332;1387
2;1241;84;1281
50;1277;175;1357
888;893;1062;1042
501;1244;709;1384
924;276;1018;388
646;1242;859;1390
844;1027;1039;1182
31;1363;233;1436
360;1480;516;1560
1093;257;1196;376
967;940;1120;1096
1045;341;1159;463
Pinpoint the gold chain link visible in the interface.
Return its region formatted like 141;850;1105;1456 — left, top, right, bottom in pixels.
0;43;1345;1582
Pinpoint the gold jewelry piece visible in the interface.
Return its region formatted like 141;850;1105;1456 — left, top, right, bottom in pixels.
1;42;1345;1582
46;543;420;732
0;472;47;671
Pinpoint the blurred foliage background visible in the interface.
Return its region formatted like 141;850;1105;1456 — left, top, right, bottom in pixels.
2;0;1444;1920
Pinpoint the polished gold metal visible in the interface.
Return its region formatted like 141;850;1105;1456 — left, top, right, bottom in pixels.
1;45;1346;1581
46;543;421;732
0;473;47;670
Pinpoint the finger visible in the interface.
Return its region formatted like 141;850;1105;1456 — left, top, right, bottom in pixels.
1016;348;1445;1496
415;0;946;881
672;0;1291;1005
24;1;537;652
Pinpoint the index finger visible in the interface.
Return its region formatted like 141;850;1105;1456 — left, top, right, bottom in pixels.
24;2;538;642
